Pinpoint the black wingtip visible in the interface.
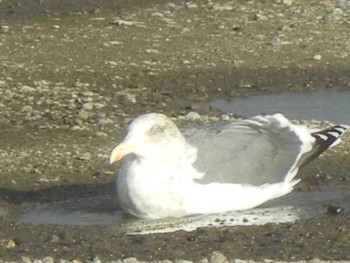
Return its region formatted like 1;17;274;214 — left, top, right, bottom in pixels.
300;125;348;167
312;125;348;149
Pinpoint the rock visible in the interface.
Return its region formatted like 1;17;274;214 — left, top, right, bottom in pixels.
104;41;123;47
82;91;94;97
110;19;144;27
92;257;102;263
6;239;17;249
0;25;9;33
98;118;113;126
175;260;193;263
213;4;234;11
313;54;322;60
20;85;36;93
78;152;91;160
282;0;293;6
42;257;55;263
123;93;137;103
253;13;268;21
94;103;106;109
22;105;33;113
326;205;344;215
185;111;201;121
95;131;108;137
67;102;77;110
145;48;159;54
221;114;230;121
122;257;139;263
78;110;89;120
82;102;94;111
196;258;209;263
329;7;344;20
186;3;198;9
209;251;228;263
151;12;164;18
21;257;32;263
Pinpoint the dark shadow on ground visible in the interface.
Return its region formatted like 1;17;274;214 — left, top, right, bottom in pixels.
0;181;117;206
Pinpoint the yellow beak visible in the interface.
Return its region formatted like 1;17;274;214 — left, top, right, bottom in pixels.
109;142;136;164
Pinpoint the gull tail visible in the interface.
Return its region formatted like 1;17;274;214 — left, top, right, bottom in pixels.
300;125;349;167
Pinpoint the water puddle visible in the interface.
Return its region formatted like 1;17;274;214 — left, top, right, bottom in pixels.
19;194;124;226
18;187;350;235
205;90;350;123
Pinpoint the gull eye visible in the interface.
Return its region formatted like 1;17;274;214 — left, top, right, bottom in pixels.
149;124;166;135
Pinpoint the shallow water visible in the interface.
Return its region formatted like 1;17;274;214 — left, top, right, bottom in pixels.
18;186;350;234
206;90;350;123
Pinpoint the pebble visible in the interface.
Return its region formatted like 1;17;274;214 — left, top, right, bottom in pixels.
89;17;106;21
313;54;322;60
92;257;102;263
253;13;268;21
110;19;144;27
98;118;113;126
20;85;36;93
95;131;108;137
221;114;230;121
176;260;194;263
78;110;89;120
6;239;17;249
94;103;106;109
329;7;344;20
184;111;201;121
123;93;137;103
78;152;91;160
21;257;31;263
145;49;159;54
282;0;293;6
82;91;94;97
186;3;198;9
209;251;228;263
105;41;123;46
42;257;54;263
212;4;234;11
151;12;164;18
0;25;9;33
22;105;33;113
82;102;94;111
121;258;139;263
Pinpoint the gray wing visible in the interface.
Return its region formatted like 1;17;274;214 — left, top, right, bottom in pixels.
182;116;304;186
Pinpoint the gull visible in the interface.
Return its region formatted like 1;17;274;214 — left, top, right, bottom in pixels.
110;113;348;219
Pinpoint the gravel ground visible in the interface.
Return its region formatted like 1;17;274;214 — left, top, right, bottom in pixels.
1;0;350;262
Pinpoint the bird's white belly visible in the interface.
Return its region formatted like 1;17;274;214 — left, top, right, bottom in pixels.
116;156;298;219
117;160;193;219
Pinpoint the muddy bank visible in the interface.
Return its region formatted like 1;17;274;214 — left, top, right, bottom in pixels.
0;0;350;261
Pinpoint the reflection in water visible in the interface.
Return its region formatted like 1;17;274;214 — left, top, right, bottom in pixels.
205;90;350;123
19;195;124;226
18;187;350;234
